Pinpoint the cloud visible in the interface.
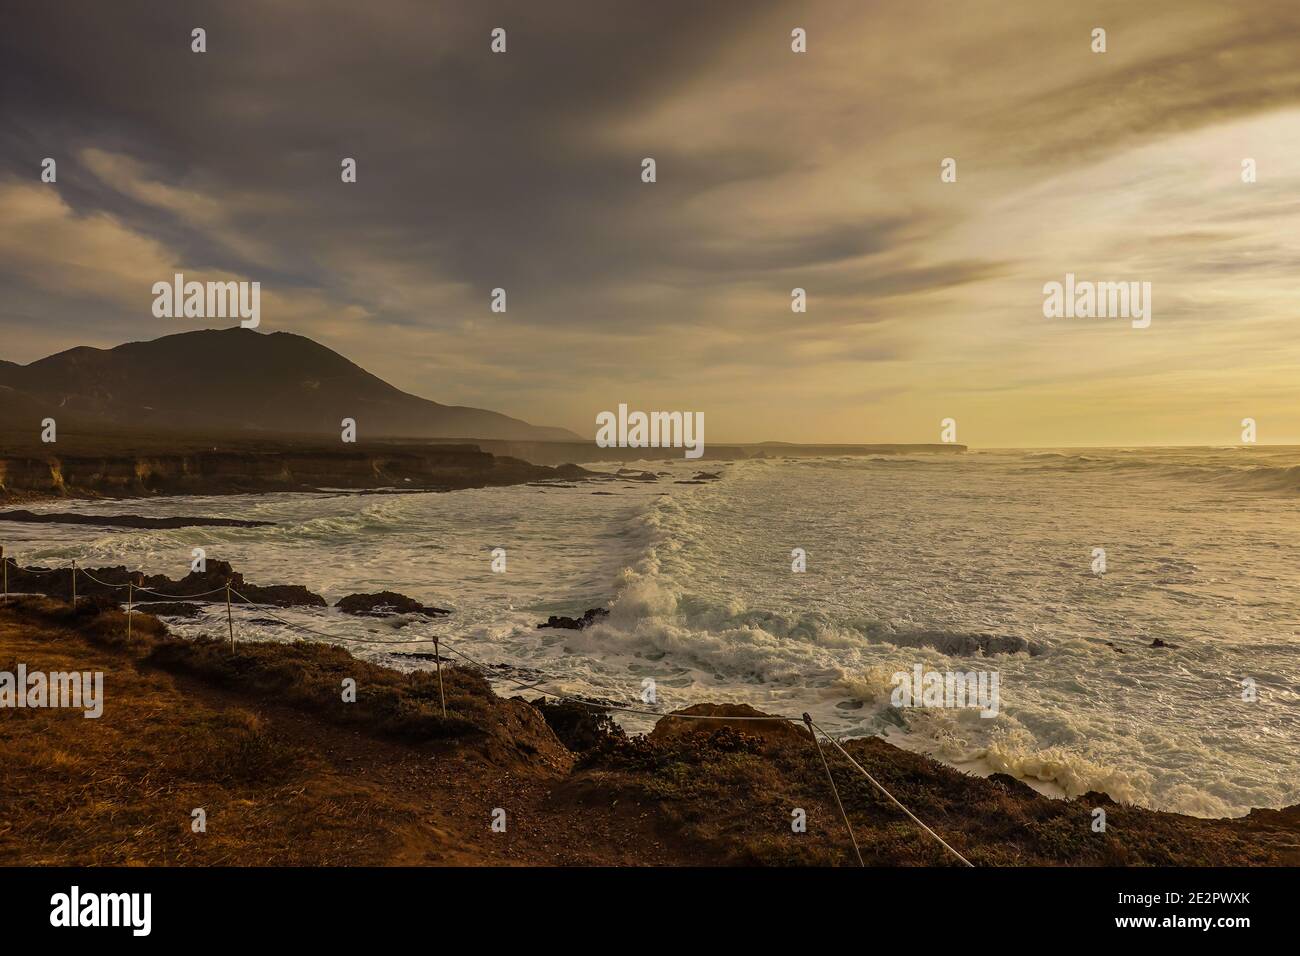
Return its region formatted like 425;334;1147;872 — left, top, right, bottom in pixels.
0;181;177;306
3;0;1300;442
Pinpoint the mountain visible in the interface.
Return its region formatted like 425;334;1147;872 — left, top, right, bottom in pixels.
0;327;581;442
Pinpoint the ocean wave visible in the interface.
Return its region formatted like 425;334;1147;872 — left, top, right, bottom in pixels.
570;480;1259;817
584;491;1039;706
1019;452;1300;494
979;734;1150;805
742;448;1300;497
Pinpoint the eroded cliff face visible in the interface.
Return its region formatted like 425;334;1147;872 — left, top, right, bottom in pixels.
0;445;587;500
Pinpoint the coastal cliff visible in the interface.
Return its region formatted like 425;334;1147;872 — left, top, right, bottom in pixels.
1;595;1296;866
0;443;588;501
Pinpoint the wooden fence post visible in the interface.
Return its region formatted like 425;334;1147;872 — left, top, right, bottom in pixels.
225;580;235;652
433;634;447;718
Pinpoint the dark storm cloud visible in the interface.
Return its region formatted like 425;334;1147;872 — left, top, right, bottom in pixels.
0;0;799;300
0;0;1014;381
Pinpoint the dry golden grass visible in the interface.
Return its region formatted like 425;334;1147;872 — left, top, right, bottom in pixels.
570;725;1300;866
0;598;515;865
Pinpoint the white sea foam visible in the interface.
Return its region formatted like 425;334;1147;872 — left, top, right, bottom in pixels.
10;448;1299;817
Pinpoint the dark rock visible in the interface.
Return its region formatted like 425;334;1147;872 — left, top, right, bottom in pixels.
537;607;609;630
890;630;1044;657
239;583;327;607
1150;638;1178;649
0;509;273;529
3;557;326;608
156;559;327;608
335;590;450;617
531;699;625;752
648;703;808;747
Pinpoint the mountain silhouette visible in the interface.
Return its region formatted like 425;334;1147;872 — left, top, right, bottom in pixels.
0;327;580;442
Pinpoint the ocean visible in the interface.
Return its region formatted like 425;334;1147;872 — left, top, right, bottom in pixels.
7;447;1299;818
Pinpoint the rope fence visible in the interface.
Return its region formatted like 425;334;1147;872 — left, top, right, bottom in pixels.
0;549;974;867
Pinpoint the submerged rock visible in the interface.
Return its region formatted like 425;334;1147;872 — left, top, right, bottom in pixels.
335;591;450;617
890;630;1044;657
537;607;609;630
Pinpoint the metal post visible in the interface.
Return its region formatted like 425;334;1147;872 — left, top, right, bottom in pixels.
225;580;235;652
433;634;447;718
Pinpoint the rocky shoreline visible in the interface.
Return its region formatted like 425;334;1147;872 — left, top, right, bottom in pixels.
0;428;969;503
4;558;327;607
2;558;458;622
0;441;591;502
0;590;1296;866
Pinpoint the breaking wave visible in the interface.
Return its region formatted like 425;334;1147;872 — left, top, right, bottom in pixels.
1017;450;1300;495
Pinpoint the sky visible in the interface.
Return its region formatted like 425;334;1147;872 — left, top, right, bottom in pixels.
3;0;1300;446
